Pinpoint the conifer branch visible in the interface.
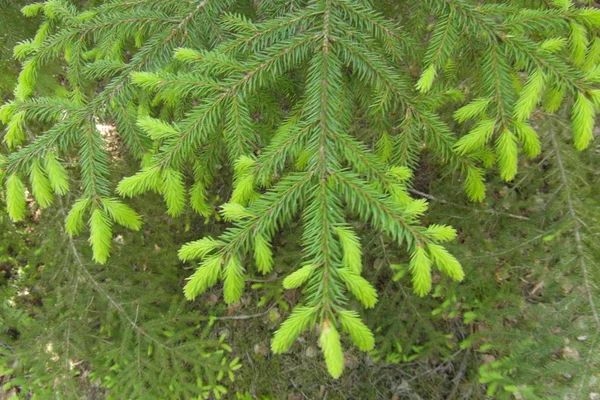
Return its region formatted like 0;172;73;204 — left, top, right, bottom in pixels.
58;199;171;350
549;132;600;330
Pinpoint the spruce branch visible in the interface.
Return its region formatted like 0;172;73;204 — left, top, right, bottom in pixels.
549;131;600;330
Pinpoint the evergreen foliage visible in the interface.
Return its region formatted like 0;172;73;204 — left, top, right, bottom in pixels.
0;1;41;99
1;196;241;399
1;0;598;383
366;121;599;398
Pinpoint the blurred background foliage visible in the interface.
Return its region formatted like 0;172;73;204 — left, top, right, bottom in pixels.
0;0;37;99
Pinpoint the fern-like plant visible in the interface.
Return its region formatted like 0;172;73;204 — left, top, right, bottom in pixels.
1;0;598;377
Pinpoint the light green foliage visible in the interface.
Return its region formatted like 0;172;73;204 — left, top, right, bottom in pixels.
513;121;541;158
339;268;379;309
231;174;256;206
514;70;545;122
427;243;464;281
583;37;600;72
183;255;222;300
453;98;491;123
404;198;429;217
16;58;38;101
409;246;433;297
569;22;588;67
271;306;317;354
4;110;25;148
29;159;53;208
318;321;344;379
335;226;362;273
223;255;245;304
0;155;4;183
100;198;142;231
495;130;519;181
254;233;274;274
0;1;42;99
464;166;486;202
161;168;186;217
543;87;566;113
416;65;436;93
376;132;393;162
219;203;254;222
424;224;457;242
540;38;567;53
0;102;16;123
454;119;496;155
137;116;180;140
282;264;315;289
190;181;212;217
88;208;112;264
572;93;595;150
178;237;221;262
65;197;90;236
117;167;162;197
44;152;69;195
338;310;375;352
5;173;26;222
231;156;259;206
387;166;412;182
